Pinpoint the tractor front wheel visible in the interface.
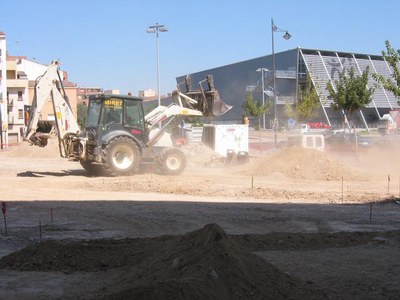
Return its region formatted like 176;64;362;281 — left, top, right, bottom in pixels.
158;148;186;175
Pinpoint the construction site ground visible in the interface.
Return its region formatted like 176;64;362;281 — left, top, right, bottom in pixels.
0;129;400;299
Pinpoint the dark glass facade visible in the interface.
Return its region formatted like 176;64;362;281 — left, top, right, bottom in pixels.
177;48;397;129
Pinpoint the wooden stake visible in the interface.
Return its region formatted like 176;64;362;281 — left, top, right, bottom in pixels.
3;214;8;236
388;174;391;195
369;203;373;222
341;176;344;204
39;220;42;241
1;202;8;236
251;176;254;188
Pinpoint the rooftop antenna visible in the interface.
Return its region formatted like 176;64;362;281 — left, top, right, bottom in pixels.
15;39;19;56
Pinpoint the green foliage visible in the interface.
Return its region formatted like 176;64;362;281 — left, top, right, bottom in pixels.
242;92;270;130
327;67;374;115
284;101;295;119
242;92;270;118
190;117;204;127
373;40;400;98
286;73;320;122
168;116;204;136
77;103;88;128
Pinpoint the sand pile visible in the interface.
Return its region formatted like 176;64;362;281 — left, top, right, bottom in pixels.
245;146;362;181
0;224;327;299
111;223;326;300
181;143;223;167
5;139;60;158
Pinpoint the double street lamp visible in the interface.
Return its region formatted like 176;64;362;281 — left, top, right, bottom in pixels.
146;23;168;107
271;18;291;121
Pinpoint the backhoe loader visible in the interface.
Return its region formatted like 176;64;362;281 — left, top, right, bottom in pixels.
24;60;231;176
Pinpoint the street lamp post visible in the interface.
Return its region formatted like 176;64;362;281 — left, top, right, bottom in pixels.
146;23;168;108
256;68;269;130
271;18;291;121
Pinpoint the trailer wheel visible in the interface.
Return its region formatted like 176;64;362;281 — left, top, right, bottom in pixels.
158;148;186;175
103;137;141;176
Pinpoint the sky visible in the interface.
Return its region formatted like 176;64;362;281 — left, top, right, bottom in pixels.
1;0;399;95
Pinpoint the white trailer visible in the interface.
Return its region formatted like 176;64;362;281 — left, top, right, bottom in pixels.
202;124;248;157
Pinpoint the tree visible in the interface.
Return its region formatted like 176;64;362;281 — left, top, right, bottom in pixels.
285;72;320;123
242;92;270;151
327;67;374;117
242;92;270;130
373;40;400;98
77;103;88;128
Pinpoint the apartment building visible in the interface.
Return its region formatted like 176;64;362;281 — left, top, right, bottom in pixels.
138;88;156;100
0;31;8;149
6;56;29;145
77;87;103;105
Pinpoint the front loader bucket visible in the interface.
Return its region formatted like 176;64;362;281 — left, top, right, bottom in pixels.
177;74;232;117
203;88;232;117
199;75;232;117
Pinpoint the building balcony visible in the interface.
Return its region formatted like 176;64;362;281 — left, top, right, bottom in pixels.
7;60;17;70
8;115;24;125
7;78;28;88
276;95;295;105
275;70;297;79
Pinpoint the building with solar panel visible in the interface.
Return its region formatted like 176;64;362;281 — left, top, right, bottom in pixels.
177;48;398;130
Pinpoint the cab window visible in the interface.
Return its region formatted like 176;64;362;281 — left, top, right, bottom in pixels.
124;100;143;127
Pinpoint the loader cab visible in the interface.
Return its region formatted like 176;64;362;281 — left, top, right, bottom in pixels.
86;94;146;142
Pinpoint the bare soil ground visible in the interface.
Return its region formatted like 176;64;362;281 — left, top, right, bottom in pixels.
0;137;400;299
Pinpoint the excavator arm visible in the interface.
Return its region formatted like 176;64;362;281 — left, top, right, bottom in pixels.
24;61;80;156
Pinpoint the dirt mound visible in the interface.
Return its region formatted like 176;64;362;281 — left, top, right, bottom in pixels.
0;237;171;272
0;224;327;299
5;139;60;158
181;143;223;167
108;223;326;299
245;147;362;181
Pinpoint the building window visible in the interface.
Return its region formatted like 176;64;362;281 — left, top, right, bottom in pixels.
18;109;24;119
18;91;23;100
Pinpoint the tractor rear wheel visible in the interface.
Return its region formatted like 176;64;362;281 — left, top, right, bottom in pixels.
103;137;141;176
158;148;186;175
